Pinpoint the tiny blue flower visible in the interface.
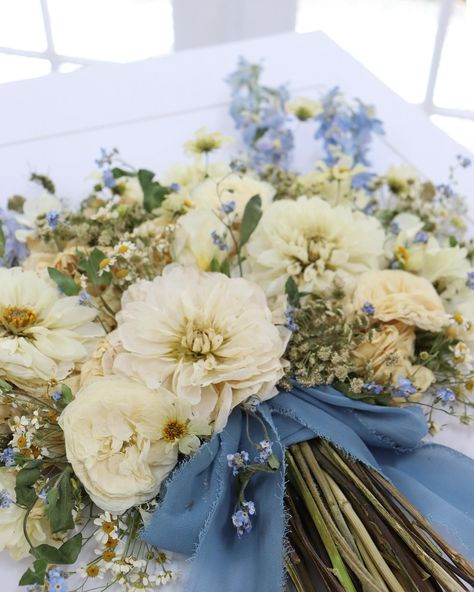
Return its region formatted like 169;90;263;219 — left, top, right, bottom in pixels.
102;169;116;189
170;182;180;192
0;447;16;468
0;489;13;509
232;500;256;537
390;221;400;235
392;376;417;398
467;272;474;290
242;396;260;413
285;306;299;332
227;451;250;476
38;489;49;504
51;390;62;401
362;302;375;316
457;154;472;168
435;386;456;403
413;231;429;244
210;231;228;251
46;210;61;230
220;200;236;215
255;440;273;463
364;382;384;395
78;290;90;305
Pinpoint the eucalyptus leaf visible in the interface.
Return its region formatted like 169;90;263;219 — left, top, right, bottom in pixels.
239;195;262;248
48;267;80;296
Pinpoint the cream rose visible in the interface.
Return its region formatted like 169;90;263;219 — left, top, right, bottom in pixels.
353;270;448;332
352;322;434;391
110;265;288;431
0;468;52;560
59;377;180;514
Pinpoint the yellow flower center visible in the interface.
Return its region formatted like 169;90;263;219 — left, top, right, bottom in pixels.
162;419;188;443
99;258;110;270
2;306;38;334
117;245;130;254
453;313;464;325
395;246;410;266
102;522;115;534
102;550;116;562
86;565;100;578
182;323;224;357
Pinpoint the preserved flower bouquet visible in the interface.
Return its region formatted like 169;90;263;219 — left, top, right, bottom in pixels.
0;59;473;592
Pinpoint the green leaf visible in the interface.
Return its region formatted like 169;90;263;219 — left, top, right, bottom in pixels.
0;378;12;392
138;169;172;213
111;167;136;180
61;384;73;404
48;267;80;296
220;259;231;277
285;276;300;307
239;195;262;248
47;468;75;533
0;219;5;259
15;466;41;507
34;533;82;565
209;258;220;272
86;248;112;287
267;454;280;471
19;559;47;586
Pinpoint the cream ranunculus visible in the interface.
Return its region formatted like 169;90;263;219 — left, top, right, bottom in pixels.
353;269;448;332
59;377;181;513
111;265;288;431
190;173;275;215
246;196;386;298
0;468;52;560
0;268;103;387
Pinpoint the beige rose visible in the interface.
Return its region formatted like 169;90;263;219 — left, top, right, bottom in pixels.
59;377;179;513
353;270;447;332
352;321;434;392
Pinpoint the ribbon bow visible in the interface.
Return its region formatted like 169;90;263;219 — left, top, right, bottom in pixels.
143;385;474;592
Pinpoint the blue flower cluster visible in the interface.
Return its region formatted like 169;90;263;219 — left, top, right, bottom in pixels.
0;208;28;268
232;500;256;537
364;381;384;395
467;271;474;291
314;87;384;167
95;147;118;189
255;440;273;464
361;302;375;316
46;209;61;230
0;488;12;509
0;447;16;468
210;230;228;251
285;306;299;332
227;57;294;170
435;387;456;404
227;450;250;476
46;567;68;592
220;200;236;215
413;231;429;244
392;377;417;398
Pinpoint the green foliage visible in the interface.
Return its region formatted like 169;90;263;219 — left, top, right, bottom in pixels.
19;558;48;585
34;533;83;564
0;378;12;392
47;467;75;533
84;248;112;287
239;194;262;247
112;167;136;180
15;464;41;507
48;267;80;296
30;173;55;194
138;169;172;212
285;276;300;307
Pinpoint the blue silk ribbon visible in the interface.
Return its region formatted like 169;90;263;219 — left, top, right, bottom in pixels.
143;385;474;591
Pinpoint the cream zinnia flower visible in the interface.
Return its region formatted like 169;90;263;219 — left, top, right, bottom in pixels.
0;268;103;387
59;377;181;513
353;270;448;332
111;265;288;431
246;196;386;297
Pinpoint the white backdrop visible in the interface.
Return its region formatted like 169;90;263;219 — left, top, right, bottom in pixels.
0;31;473;591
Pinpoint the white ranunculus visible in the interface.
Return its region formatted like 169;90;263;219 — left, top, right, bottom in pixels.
190;173;275;215
111;265;288;431
0;268;103;387
59;377;182;514
0;468;52;560
246;196;386;298
15;193;63;242
353;269;448;332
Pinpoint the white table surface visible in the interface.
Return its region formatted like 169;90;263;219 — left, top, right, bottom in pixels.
1;31;473;590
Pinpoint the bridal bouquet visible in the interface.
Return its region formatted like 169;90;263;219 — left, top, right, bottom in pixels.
1;58;474;592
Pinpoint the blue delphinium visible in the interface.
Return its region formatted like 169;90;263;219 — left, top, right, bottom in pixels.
0;208;29;267
227;57;294;170
314;87;384;167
